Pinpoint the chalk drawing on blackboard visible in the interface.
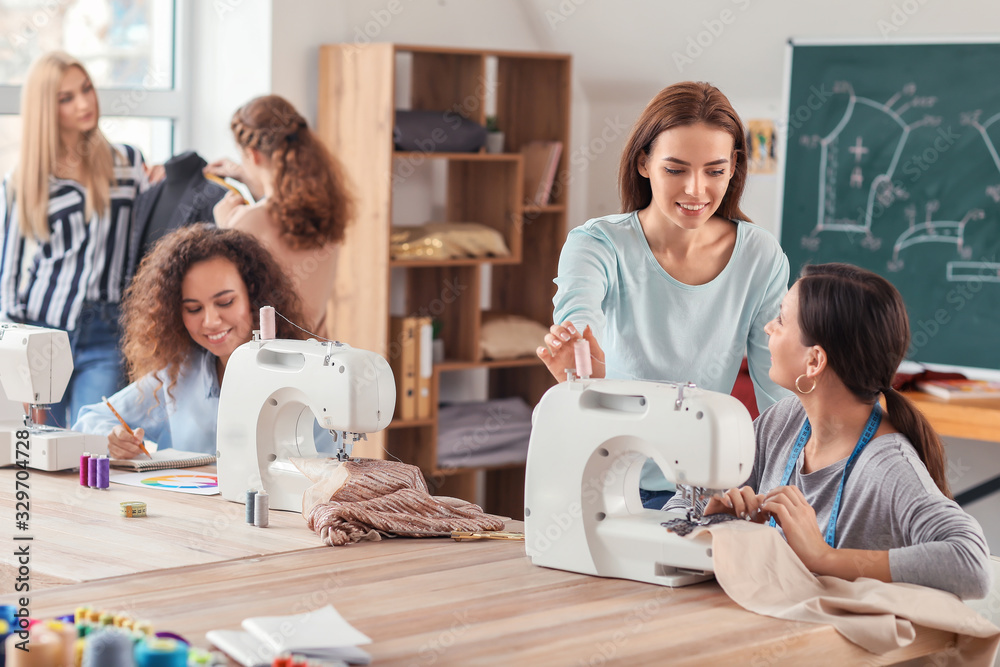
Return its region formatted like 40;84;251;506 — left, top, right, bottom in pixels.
801;81;941;253
886;202;984;272
947;262;1000;283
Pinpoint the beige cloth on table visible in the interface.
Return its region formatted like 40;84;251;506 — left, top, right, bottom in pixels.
692;520;1000;666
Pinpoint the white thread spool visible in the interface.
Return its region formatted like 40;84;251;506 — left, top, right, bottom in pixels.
260;306;276;340
574;338;592;379
254;491;269;527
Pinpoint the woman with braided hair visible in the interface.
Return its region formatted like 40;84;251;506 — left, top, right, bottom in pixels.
208;95;355;336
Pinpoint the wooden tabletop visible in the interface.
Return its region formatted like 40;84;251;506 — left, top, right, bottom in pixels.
902;391;1000;443
6;537;954;666
0;467;957;664
0;467;320;588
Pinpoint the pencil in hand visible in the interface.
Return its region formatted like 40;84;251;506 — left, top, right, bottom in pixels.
102;396;151;459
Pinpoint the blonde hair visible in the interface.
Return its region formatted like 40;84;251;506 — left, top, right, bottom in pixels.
14;51;116;241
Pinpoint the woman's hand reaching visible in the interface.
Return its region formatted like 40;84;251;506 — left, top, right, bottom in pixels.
536;320;606;382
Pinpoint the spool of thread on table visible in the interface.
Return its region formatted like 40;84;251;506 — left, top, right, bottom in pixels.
79;453;91;486
96;455;110;489
45;619;77;667
134;637;189;667
574;338;592;379
260;306;276;340
245;489;257;524
4;624;62;666
81;628;134;667
87;456;98;488
254;491;269;527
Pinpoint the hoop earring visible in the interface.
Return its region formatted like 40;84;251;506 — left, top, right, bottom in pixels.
795;374;816;394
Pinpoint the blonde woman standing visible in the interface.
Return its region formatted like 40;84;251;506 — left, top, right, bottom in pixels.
0;51;151;426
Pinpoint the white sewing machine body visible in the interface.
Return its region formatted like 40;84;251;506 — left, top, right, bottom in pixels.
217;337;395;512
524;379;755;587
0;323;107;470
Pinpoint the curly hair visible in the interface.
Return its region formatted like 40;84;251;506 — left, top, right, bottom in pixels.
230;95;355;250
618;82;750;222
121;224;306;401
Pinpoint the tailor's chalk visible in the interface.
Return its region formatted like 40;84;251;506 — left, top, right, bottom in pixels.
254;491;269;528
87;456;98;487
79;453;90;486
245;489;257;524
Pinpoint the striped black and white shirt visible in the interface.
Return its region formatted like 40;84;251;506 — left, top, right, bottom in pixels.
0;144;147;330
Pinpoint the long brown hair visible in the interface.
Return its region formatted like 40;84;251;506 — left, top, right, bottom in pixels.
15;51;116;241
796;263;950;497
230;95;354;250
618;81;750;222
121;224;305;402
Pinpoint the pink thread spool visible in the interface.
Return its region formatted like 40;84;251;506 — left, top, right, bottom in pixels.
79;453;90;486
260;306;276;340
574;338;592;379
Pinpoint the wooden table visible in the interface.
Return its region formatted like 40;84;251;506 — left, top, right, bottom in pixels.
902;391;1000;444
902;392;1000;505
0;469;957;665
0;467;320;588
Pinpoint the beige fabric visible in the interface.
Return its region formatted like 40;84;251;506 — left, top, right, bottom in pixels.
480;313;550;360
390;222;510;260
694;521;1000;666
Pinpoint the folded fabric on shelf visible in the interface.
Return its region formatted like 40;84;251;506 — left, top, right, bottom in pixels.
437;397;533;469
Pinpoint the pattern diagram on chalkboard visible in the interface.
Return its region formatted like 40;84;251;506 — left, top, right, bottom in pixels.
802;81;939;250
800;81;1000;284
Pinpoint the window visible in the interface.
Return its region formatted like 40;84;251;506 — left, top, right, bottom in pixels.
0;0;181;177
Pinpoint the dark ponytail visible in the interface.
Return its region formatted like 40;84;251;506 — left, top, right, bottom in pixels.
797;263;951;498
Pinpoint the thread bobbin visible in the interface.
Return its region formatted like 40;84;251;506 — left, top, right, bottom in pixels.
260;306;276;340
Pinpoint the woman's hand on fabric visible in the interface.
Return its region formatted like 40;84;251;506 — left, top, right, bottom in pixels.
536;321;605;382
761;485;833;571
705;486;767;521
213;191;246;228
108;426;146;460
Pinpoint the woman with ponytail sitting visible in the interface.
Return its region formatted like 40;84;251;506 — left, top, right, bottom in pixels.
696;263;991;599
209;95;354;337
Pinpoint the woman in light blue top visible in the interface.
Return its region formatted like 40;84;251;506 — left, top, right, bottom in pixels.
536;82;791;507
74;224;309;457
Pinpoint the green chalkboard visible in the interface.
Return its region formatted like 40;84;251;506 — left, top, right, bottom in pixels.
780;41;1000;370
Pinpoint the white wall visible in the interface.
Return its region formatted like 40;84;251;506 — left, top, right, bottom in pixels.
190;0;1000;235
187;0;272;165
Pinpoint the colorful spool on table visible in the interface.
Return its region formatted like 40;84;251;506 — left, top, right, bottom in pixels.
135;636;188;666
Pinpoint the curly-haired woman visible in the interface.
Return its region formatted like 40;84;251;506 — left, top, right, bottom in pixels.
74;224;307;458
207;95;354;337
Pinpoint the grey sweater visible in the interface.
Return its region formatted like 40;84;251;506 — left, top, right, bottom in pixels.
671;397;992;599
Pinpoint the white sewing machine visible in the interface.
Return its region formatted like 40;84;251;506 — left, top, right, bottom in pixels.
524;378;756;587
0;323;107;470
216;336;395;512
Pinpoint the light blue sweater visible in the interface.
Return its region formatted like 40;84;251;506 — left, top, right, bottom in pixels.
552;212;792;489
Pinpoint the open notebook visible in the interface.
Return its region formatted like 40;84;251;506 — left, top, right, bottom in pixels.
110;447;216;472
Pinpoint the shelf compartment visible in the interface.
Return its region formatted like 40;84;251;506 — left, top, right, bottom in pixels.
405;265;481;362
447;159;524;261
437;357;541;372
390;256;519;269
393;151;521;162
493;210;565;326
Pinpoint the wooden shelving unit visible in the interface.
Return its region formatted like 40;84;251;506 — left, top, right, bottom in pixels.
317;44;571;519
